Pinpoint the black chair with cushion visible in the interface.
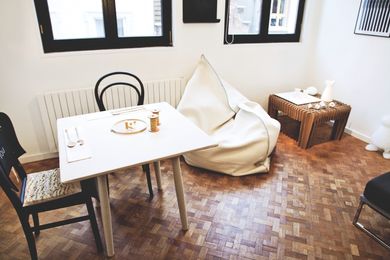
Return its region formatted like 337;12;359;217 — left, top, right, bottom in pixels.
94;71;153;197
353;172;390;250
0;112;103;260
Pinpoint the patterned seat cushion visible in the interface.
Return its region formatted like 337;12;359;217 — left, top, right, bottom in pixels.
23;168;81;206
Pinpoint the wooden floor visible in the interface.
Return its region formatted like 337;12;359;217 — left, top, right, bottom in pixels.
1;126;390;259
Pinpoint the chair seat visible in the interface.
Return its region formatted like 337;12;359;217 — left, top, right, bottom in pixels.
23;168;81;206
363;172;390;213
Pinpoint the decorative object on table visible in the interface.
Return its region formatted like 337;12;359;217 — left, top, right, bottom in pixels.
151;108;161;125
111;119;147;134
353;171;390;250
183;0;220;23
148;114;159;132
321;80;335;102
354;0;390;38
177;55;280;176
303;86;318;96
0;112;103;260
94;71;153;197
306;101;337;110
365;115;390;159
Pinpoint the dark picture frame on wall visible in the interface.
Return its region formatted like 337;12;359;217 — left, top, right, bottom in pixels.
183;0;220;23
354;0;390;37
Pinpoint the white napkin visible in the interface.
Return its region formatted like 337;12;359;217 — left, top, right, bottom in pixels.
64;127;91;162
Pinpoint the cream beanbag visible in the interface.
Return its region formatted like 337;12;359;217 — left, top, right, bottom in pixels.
177;56;280;176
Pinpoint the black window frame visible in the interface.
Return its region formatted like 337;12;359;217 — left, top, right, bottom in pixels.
34;0;172;53
224;0;305;44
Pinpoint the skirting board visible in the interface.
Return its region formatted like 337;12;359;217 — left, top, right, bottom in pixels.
19;127;371;164
20;152;59;164
344;127;371;143
326;121;371;143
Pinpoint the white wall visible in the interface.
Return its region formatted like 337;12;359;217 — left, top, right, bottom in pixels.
0;0;320;161
308;0;390;142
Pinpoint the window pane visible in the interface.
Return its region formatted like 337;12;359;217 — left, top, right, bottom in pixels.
47;0;105;40
228;0;262;35
269;0;299;34
115;0;162;37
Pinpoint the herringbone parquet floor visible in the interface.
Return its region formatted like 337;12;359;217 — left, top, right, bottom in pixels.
1;125;390;259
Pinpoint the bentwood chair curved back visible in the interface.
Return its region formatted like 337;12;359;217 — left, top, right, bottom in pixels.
94;72;153;197
0;112;103;260
94;71;145;111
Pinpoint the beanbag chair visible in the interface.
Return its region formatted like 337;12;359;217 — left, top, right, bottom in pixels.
177;55;280;176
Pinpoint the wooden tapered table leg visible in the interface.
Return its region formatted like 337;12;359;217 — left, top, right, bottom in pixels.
153;161;162;190
97;175;114;257
171;157;188;230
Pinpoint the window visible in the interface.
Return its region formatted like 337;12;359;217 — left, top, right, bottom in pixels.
224;0;305;44
34;0;172;53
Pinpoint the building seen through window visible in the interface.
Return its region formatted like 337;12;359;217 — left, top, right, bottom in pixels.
34;0;171;52
225;0;305;44
269;0;299;34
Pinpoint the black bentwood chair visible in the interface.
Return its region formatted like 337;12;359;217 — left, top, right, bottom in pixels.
94;71;154;197
353;172;390;250
0;112;103;260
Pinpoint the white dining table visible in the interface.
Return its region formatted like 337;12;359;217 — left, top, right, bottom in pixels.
57;102;217;257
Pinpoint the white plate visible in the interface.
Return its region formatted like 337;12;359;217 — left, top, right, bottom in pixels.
111;119;147;134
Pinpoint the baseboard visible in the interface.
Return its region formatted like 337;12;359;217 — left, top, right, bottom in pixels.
20;152;58;163
345;127;371;143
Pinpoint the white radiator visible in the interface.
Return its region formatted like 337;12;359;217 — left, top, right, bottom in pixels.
38;78;185;152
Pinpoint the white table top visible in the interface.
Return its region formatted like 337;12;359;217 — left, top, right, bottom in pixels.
57;102;217;183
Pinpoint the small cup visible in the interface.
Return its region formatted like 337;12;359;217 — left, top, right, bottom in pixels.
148;114;159;132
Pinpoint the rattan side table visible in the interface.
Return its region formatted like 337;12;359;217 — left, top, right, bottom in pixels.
268;94;351;149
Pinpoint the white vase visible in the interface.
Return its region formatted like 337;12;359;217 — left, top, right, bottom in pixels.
321;80;335;102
